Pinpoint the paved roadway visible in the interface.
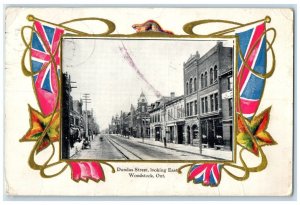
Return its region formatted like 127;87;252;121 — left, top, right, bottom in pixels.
71;134;214;160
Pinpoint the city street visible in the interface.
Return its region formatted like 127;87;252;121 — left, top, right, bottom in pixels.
70;134;217;160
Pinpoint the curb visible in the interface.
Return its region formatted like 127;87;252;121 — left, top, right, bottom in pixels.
138;141;226;161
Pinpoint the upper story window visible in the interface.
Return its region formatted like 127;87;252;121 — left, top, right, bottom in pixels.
214;65;218;81
229;98;233;116
190;102;193;116
186;103;190;116
201;98;204;114
214;93;219;111
204;72;208;87
180;105;183;118
194;78;197;92
189;78;193;94
186;82;189;95
210;68;213;84
201;74;204;89
210;94;214;112
205;97;208;113
228;76;233;90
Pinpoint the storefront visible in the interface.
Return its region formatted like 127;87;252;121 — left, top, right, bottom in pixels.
200;117;223;148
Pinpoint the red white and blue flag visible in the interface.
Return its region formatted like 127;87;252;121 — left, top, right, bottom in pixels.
31;21;64;116
237;23;266;120
188;163;222;186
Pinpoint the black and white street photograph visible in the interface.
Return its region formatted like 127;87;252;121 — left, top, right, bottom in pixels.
61;38;234;161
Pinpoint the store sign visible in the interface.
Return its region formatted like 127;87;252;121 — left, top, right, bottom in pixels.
222;90;233;99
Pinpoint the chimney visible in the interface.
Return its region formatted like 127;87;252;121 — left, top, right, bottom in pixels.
170;92;175;99
217;41;223;47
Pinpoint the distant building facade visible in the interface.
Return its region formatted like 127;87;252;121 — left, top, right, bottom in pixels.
149;96;170;141
129;104;137;137
165;94;185;144
135;92;150;138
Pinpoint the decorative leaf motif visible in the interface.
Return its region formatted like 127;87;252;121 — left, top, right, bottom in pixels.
237;107;276;155
237;114;248;133
20;105;60;153
250;107;276;146
237;132;258;155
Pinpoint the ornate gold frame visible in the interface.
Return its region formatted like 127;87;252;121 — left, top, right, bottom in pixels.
20;15;276;185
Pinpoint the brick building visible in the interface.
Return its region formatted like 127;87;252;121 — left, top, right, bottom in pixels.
183;51;200;146
183;42;233;150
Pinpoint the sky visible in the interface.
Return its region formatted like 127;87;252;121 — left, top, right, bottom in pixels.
62;38;233;130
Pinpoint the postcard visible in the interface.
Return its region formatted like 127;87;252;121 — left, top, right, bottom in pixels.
4;7;294;196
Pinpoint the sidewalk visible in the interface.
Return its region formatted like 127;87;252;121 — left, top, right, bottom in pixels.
115;134;232;161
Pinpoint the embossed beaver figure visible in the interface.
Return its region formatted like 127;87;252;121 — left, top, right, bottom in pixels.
132;20;174;34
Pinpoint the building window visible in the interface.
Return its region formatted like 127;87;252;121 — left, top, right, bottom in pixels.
186;82;189;95
210;68;213;84
190;102;193;116
210;94;214;112
158;114;160;122
215;93;218;111
204;72;208;87
181;105;183;118
194;100;198;115
174;107;176;119
190;78;193;94
229;98;233;116
186;103;189;116
214;65;218;81
205;97;208;113
194;78;197;92
201;98;204;113
201;74;204;89
70;116;74;126
228;76;233;90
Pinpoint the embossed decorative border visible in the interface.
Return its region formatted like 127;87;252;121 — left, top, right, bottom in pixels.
20;15;276;184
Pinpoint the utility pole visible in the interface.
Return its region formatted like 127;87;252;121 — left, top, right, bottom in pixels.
120;110;123;137
82;93;91;141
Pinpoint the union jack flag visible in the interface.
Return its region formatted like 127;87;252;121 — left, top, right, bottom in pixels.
236;23;266;120
31;21;64;115
188;163;222;186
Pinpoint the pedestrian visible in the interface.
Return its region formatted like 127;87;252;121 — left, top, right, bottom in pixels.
163;137;167;148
